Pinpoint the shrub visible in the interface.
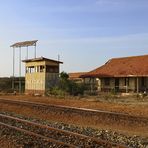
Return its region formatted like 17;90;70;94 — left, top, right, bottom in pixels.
67;81;86;96
47;87;66;97
47;71;86;96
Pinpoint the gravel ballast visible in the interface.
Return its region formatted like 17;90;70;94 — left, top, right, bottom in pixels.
0;111;148;148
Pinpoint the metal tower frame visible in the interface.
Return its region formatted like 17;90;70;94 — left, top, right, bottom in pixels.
10;40;38;93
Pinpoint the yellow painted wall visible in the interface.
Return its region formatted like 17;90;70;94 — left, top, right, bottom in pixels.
25;72;45;91
26;61;45;67
25;61;60;93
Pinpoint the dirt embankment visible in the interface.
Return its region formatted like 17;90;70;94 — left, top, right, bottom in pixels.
0;95;148;117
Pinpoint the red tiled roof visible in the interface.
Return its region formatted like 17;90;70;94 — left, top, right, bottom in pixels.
81;55;148;78
69;72;87;79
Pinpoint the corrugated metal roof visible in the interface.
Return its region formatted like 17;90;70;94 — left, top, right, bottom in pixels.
10;40;38;48
22;56;63;64
81;55;148;78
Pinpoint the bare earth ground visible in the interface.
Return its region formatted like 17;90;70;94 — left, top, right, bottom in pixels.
0;94;148;142
0;94;148;117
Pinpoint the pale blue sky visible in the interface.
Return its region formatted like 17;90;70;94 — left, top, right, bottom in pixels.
0;0;148;76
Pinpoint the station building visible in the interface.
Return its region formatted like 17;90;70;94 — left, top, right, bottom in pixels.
81;55;148;93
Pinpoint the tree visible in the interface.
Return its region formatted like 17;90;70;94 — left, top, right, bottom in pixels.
60;71;69;81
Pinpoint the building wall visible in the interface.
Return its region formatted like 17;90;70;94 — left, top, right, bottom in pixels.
83;76;148;93
96;78;101;91
45;73;59;89
101;78;115;92
118;77;136;92
83;78;90;84
146;77;148;89
25;72;45;91
45;61;59;66
25;61;45;67
100;77;148;93
138;77;148;92
25;61;46;93
83;77;101;91
101;77;136;92
25;61;60;95
129;78;136;91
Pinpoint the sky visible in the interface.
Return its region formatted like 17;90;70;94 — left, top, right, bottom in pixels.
0;0;148;76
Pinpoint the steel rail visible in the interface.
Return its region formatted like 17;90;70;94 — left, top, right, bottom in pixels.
0;113;127;148
0;122;75;148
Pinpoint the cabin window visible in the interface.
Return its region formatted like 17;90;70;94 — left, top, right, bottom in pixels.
26;66;35;73
104;78;110;86
46;66;59;73
40;66;44;72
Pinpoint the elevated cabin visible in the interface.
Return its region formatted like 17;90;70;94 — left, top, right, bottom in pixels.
81;55;148;93
23;57;63;95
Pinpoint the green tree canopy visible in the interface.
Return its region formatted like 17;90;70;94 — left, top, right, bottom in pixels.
60;71;69;81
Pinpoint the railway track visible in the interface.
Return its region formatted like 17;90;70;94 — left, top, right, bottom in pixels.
0;98;148;127
0;113;127;148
